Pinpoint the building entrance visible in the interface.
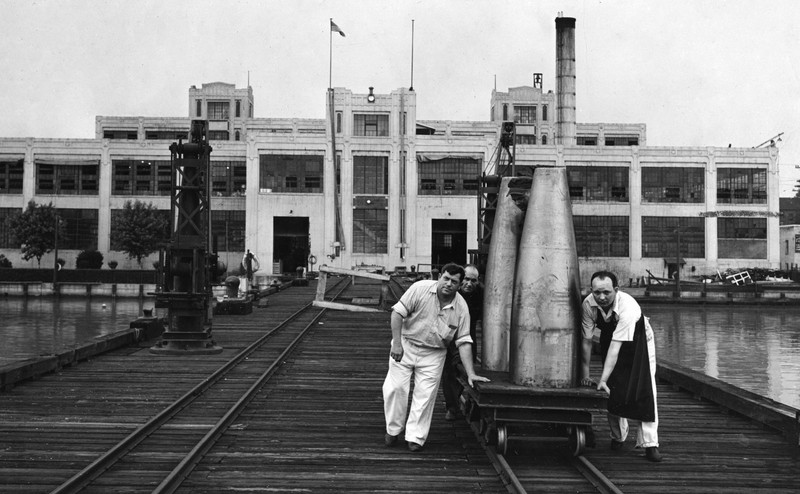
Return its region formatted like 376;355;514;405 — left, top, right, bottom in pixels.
431;219;467;268
273;217;309;275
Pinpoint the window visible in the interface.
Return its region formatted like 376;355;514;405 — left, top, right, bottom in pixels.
112;159;172;196
718;217;767;259
207;101;230;120
35;163;98;195
717;168;767;204
57;208;99;250
352;208;388;254
641;167;704;203
541;134;547;145
249;103;253;118
336;112;342;133
0;159;23;194
354;156;388;194
641;216;704;258
0;208;18;248
211;210;245;252
235;100;241;118
211;160;246;196
605;136;639;146
145;130;188;140
102;130;138;140
516;134;536;145
502;104;508;121
417;156;480;196
573;216;629;257
577;136;597;146
514;106;537;124
259;154;324;193
353;114;389;136
542;105;548;121
208;131;229;141
196;100;202;117
567;166;629;202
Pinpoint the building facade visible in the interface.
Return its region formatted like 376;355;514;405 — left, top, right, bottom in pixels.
0;81;780;285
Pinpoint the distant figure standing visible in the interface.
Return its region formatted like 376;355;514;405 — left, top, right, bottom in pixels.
243;250;260;282
382;263;489;452
441;264;483;421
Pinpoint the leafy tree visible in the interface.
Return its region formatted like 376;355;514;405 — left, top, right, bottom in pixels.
111;200;170;267
7;201;65;267
76;249;104;269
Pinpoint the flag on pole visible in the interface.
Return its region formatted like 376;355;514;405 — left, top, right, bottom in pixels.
330;20;345;37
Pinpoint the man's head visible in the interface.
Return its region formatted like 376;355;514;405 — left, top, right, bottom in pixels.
460;264;480;294
590;270;619;309
437;263;465;299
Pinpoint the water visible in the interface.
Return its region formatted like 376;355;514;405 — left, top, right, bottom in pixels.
0;297;161;365
1;298;798;410
645;304;800;410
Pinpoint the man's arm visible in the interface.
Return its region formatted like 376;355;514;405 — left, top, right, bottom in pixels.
389;311;404;362
580;337;593;383
458;343;490;387
597;340;622;393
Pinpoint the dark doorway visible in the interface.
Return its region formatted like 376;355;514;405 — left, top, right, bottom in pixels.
274;217;309;275
431;219;467;267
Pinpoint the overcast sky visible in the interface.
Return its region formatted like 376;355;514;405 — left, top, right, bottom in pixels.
1;0;798;195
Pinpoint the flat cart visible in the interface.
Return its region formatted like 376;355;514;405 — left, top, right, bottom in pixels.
459;368;608;455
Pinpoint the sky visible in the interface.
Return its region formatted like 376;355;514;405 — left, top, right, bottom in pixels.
2;0;799;195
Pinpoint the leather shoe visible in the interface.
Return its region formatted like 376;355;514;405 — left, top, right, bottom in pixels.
445;409;458;421
384;433;399;447
407;441;423;452
610;439;625;451
645;446;662;462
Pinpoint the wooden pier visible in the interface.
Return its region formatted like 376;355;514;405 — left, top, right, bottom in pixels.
0;279;798;493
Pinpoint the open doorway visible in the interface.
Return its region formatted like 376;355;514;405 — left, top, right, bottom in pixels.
273;216;309;275
431;219;467;268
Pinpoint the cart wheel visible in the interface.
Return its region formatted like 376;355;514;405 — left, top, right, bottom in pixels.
568;426;586;456
497;425;508;455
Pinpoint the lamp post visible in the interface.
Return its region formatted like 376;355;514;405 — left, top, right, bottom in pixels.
674;227;681;298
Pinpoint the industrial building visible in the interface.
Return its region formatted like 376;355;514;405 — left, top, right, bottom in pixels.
0;18;779;285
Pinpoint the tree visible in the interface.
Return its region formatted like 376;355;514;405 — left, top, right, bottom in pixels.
7;201;65;267
111;200;170;267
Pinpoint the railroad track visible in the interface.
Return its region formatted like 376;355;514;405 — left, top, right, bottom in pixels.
50;277;350;494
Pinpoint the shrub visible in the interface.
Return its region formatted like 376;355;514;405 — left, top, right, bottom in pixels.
0;254;11;268
57;258;66;268
108;260;118;269
76;249;104;269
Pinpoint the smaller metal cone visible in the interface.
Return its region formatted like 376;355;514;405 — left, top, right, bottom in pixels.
510;167;581;388
483;177;526;372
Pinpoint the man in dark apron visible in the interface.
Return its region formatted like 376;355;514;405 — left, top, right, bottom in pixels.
579;270;662;462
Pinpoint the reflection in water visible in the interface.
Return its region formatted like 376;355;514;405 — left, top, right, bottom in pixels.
0;298;161;363
647;304;800;409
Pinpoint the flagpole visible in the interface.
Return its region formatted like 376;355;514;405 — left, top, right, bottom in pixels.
410;19;415;91
329;18;333;89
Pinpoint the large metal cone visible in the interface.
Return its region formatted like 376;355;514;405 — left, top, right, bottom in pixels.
482;177;526;371
510;167;581;388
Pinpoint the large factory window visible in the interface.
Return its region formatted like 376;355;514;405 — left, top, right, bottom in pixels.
717;168;767;204
211;210;246;252
416;156;480;195
0;208;17;248
353;156;388;194
259;154;324;193
641;167;704;203
718;217;767;259
0;159;23;194
516;135;536;145
573;216;629;257
641;216;705;258
35;163;99;195
207;101;229;120
605;136;639;146
112;159;171;196
352;208;388;254
567;166;628;202
56;208;98;250
353;114;389;136
513;106;537;124
211;160;247;196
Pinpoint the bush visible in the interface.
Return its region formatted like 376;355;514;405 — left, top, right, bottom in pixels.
0;254;11;268
76;250;104;269
108;260;118;269
57;258;66;268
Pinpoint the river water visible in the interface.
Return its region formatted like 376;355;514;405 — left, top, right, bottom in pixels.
1;298;798;410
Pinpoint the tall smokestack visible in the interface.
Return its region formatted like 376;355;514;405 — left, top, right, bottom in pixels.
555;16;576;146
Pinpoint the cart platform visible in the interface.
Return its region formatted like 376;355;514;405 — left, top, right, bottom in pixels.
458;368;608;455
